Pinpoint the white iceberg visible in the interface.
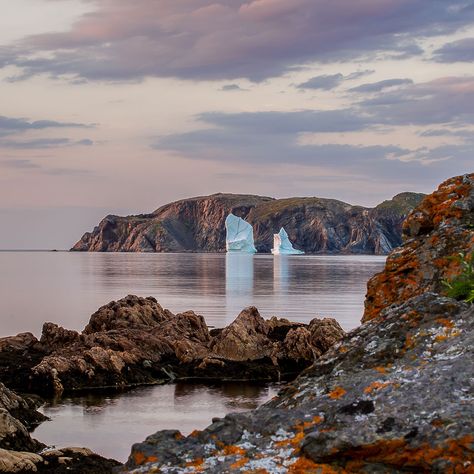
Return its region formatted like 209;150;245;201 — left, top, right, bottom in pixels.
271;227;304;255
225;213;257;253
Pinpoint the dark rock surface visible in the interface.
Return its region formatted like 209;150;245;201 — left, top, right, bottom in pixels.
0;297;344;397
72;192;424;254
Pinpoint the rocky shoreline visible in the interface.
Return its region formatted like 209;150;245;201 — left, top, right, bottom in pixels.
0;302;344;398
0;173;472;473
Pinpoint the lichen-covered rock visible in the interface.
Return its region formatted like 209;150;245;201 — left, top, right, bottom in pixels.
364;173;474;322
122;293;473;474
0;297;344;397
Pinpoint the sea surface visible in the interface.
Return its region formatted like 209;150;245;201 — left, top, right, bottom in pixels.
0;251;385;461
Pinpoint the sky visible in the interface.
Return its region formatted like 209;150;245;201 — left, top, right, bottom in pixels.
0;0;473;249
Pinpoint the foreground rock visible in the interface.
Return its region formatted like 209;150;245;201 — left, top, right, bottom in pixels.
0;383;119;473
364;173;474;321
119;173;474;473
123;294;473;473
72;192;424;254
0;298;344;397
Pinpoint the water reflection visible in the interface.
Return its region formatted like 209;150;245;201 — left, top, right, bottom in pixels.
0;252;385;337
225;253;254;324
273;255;290;294
35;381;279;462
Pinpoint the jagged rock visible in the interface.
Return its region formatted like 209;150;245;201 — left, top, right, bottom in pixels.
0;383;44;455
308;317;346;353
0;297;344;397
210;307;273;361
364;173;474;322
72;192;424;254
83;295;171;333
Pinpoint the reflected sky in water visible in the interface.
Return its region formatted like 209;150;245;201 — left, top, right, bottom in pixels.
34;381;279;462
0;252;385;336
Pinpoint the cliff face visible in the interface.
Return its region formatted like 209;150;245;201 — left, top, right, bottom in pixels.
72;192;425;254
121;173;474;473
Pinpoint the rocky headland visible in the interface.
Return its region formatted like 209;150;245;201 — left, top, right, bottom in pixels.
0;173;472;473
72;192;424;254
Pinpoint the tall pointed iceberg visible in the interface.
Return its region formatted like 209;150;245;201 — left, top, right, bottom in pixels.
272;227;304;255
225;214;257;253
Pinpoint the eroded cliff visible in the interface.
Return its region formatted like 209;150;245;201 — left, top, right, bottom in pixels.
72;192;424;254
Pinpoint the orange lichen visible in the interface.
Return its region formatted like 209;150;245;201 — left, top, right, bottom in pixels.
436;318;454;329
132;451;158;466
222;445;246;456
364;381;391;394
185;458;204;469
328;386;347;399
404;334;415;349
288;457;341;473
313;416;324;424
230;457;249;469
340;434;474;471
189;429;201;438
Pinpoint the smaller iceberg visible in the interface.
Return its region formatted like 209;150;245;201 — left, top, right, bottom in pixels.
225;213;257;253
272;227;304;255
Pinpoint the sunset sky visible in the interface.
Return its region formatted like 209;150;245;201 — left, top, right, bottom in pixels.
1;0;473;249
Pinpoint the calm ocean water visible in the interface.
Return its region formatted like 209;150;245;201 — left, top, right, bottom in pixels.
1;251;385;461
0;251;385;336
